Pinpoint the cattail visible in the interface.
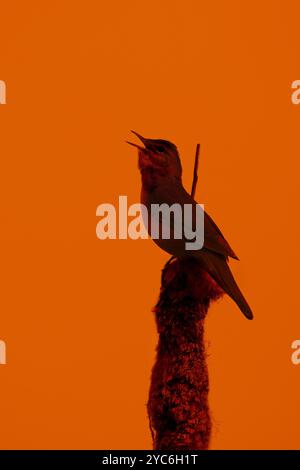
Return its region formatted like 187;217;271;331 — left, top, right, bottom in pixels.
147;257;223;450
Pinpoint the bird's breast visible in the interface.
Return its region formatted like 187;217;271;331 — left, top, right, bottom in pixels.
140;186;188;257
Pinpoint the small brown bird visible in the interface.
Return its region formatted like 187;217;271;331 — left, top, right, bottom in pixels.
127;131;253;320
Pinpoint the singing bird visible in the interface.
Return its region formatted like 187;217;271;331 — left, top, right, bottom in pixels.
127;131;253;320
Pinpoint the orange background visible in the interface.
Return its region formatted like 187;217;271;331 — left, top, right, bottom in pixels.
0;0;299;449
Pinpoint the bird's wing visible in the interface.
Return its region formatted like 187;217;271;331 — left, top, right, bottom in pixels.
203;211;239;260
198;251;253;319
153;182;238;260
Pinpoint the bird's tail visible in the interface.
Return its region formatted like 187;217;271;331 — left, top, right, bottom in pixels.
199;253;253;320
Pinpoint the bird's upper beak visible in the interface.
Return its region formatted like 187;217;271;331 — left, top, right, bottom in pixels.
126;130;149;151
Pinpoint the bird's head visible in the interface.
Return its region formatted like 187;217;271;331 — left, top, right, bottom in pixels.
126;131;182;180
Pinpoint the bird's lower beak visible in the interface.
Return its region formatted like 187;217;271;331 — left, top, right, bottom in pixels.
126;130;148;151
126;141;145;151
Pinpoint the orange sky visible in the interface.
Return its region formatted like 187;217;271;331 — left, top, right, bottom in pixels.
0;0;299;449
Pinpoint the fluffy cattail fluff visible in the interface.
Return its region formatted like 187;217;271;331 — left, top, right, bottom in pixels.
147;257;223;450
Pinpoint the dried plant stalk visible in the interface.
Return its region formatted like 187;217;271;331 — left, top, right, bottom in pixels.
147;257;222;450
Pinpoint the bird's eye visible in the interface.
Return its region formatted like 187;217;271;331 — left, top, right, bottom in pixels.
156;145;164;153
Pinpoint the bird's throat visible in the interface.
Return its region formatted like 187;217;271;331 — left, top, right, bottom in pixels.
141;168;162;192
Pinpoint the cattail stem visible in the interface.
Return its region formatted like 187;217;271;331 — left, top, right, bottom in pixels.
147;257;222;450
191;144;200;199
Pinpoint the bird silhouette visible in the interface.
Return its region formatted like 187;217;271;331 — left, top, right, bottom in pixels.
127;131;253;320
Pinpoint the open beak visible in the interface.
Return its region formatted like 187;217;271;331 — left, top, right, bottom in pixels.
126;130;148;151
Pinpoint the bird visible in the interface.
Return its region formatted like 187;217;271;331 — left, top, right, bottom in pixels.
126;130;253;320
